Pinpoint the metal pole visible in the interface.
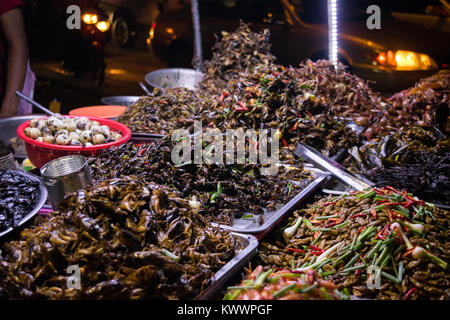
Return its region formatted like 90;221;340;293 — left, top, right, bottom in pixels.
327;0;338;69
191;0;203;70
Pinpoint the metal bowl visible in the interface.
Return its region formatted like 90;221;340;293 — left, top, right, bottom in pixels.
145;68;204;90
0;114;45;145
0;170;48;238
100;96;141;107
40;155;92;209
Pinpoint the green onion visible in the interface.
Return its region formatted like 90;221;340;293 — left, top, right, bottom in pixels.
381;271;401;284
227;285;256;291
350;234;357;250
334;289;350;300
321;271;336;277
333;221;349;229
391;257;398;278
161;249;180;262
272;283;297;299
332;250;353;267
297;283;318;293
315;215;339;220
241;214;254;219
398;261;404;282
254;269;272;289
372;253;378;266
311;232;322;245
223;289;242;300
210;182;222;203
375;244;392;266
356;190;376;199
341;264;366;273
357;226;376;242
344;253;361;269
320;287;332;300
365;241;383;260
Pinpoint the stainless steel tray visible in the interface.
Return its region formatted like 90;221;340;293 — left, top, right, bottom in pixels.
214;171;329;238
197;232;258;300
0;170;48;238
130;133;165;144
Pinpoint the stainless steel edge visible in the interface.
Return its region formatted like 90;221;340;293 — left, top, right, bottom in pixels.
213;173;329;236
295;143;373;191
0;170;48;238
196;232;258;300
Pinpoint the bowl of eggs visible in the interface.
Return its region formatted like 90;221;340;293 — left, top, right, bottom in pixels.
17;114;131;168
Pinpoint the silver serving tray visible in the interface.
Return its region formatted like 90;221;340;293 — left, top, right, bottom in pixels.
0;170;48;238
196;232;258;300
213;170;329;238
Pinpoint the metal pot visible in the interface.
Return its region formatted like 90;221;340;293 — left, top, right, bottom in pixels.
100;96;140;107
40;155;92;210
145;68;204;90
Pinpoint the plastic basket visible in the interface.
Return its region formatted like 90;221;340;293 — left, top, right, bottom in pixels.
17;116;131;169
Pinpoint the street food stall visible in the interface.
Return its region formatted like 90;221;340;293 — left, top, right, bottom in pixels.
0;9;448;302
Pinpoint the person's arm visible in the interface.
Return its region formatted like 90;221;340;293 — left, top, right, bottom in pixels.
0;7;28;116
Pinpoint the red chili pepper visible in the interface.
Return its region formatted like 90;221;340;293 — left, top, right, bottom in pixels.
357;226;366;235
384;186;402;194
286;248;306;254
349;213;366;219
289;121;299;132
403;200;414;209
375;223;390;240
321;201;336;207
313;231;321;239
325;217;345;228
402;247;415;258
384;202;408;206
235;101;248;111
138;148;147;156
373;188;386;195
281;138;288;148
370;208;378;219
219;91;229;102
354;268;361;278
403;287;418;300
309;245;324;256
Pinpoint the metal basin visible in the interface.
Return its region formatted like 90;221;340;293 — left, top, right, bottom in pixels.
0;115;45;145
100;96;141;107
145;68;204;90
0;170;48;238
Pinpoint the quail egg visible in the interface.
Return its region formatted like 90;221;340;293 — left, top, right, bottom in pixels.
70;140;82;146
55;134;70;145
43;135;55;144
80;130;93;143
93;134;106;145
24;127;41;139
111;131;122;141
56;129;69;136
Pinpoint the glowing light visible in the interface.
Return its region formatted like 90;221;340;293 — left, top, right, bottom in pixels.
107;68;126;75
166;27;174;34
95;21;110;32
327;0;338;69
82;13;98;25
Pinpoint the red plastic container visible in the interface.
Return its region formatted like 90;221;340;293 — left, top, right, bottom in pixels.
17;116;131;169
